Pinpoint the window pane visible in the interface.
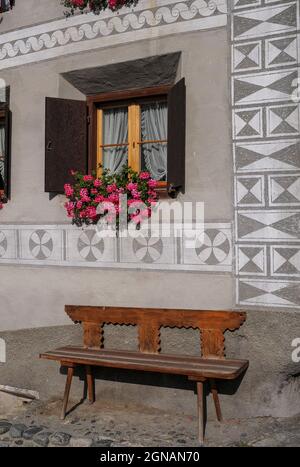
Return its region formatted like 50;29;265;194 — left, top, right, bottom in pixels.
103;107;128;146
141;102;167;181
102;107;128;174
103;147;128;174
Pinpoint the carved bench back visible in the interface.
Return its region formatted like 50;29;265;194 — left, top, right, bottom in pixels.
65;306;246;359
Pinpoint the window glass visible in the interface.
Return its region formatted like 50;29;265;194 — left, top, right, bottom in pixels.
102;107;128;174
140;102;168;181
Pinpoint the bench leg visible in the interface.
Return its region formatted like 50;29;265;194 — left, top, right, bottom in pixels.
61;366;74;420
86;365;95;404
197;381;206;446
210;379;223;422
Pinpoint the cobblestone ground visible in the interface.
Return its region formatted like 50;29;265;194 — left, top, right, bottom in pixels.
0;395;299;447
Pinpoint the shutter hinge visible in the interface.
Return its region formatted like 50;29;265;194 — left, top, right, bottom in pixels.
87;115;91;125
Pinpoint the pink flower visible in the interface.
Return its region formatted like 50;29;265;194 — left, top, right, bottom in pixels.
91;189;98;195
81;195;91;203
139;171;151;180
148;179;158;188
106;183;117;193
86;206;97;219
95;195;105;203
83;175;94;182
94;179;102;187
80;188;88;198
64;184;74;197
76;201;83;209
108;193;119;204
132;190;141;199
126;182;138;191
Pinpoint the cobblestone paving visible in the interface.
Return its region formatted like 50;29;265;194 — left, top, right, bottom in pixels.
0;398;299;447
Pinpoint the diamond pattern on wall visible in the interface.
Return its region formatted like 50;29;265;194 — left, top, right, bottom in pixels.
237;244;267;275
233;107;263;139
235;175;265;207
233;2;299;40
271;246;300;277
234;140;300;173
233;0;261;9
231;0;300;310
233;68;298;104
236;210;300;242
268;173;300;206
238;279;300;308
233;41;262;71
266;35;298;67
266;104;299;137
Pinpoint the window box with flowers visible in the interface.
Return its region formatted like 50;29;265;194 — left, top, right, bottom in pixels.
64;166;159;229
62;0;139;15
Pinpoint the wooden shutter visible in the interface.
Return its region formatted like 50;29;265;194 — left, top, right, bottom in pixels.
45;97;87;194
0;107;11;199
167;78;186;195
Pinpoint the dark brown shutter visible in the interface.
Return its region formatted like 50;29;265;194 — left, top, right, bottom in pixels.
167;78;186;194
45;97;87;194
0;107;11;199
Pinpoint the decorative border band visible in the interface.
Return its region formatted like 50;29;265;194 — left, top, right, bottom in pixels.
0;223;232;272
0;0;227;70
231;0;300;310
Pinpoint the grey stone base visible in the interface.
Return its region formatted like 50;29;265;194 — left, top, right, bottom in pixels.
0;314;299;420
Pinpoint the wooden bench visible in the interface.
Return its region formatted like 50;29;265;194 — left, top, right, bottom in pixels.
40;306;249;444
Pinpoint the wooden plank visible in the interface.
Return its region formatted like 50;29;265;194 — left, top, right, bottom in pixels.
40;349;248;380
87;86;171;105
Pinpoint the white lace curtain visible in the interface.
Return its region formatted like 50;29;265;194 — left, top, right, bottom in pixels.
141;102;168;180
103;107;128;174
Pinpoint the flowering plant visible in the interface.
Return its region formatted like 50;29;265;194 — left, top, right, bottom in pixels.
62;0;138;15
64;166;159;228
0;192;6;210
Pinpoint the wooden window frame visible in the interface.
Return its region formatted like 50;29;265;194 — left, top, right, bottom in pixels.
87;85;171;194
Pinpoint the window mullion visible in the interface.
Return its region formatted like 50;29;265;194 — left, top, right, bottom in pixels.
128;104;140;172
96;108;103;178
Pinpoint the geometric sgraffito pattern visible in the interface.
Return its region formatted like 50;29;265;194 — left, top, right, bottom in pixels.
238;279;300;307
233;69;298;105
235;175;265;207
266;35;298;68
233;107;263;139
77;229;104;262
271;246;300;277
29;230;53;260
269;173;300;206
132;235;163;264
236;210;300;242
233;41;262;71
237;244;267;275
231;0;300;308
234;140;300;173
0;231;7;258
0;223;233;272
266;104;299;137
234;0;262;10
232;2;299;40
195;229;231;265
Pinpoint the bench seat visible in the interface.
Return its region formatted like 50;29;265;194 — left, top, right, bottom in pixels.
41;346;248;380
39;306;249;444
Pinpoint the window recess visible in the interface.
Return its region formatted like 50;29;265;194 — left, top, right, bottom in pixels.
45;79;185;197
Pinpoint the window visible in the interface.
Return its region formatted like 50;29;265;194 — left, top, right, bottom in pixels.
0;0;14;13
45;79;186;196
97;98;168;185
